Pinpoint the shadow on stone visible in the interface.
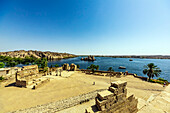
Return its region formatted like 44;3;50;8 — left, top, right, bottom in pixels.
91;105;98;112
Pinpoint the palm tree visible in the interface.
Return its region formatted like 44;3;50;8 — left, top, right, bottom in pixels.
108;67;114;83
87;64;99;73
143;63;161;81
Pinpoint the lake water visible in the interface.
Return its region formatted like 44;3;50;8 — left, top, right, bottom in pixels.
48;57;170;82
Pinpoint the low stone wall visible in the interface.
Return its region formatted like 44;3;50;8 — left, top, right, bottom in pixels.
10;89;107;113
15;80;27;87
32;78;50;89
132;74;148;81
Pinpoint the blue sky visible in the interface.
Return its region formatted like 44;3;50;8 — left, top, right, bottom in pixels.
0;0;170;55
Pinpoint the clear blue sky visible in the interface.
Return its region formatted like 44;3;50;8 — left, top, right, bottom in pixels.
0;0;170;55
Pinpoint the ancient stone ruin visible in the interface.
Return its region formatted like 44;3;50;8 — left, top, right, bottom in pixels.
70;63;77;71
62;63;77;71
15;65;50;89
48;67;63;76
85;81;138;113
63;63;70;70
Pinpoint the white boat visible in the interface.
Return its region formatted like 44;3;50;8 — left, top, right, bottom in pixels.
119;66;126;69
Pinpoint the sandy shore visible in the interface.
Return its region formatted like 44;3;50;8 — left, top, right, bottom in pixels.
0;71;168;113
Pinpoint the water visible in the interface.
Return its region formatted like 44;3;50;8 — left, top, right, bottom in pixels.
48;57;170;82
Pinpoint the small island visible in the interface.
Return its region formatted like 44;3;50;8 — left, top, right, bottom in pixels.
81;55;96;61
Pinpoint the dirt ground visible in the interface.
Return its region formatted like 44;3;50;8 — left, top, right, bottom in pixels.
0;71;167;113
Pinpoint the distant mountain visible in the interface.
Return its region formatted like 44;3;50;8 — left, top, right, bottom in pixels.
0;50;76;60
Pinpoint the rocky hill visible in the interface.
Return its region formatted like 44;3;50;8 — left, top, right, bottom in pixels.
0;50;76;60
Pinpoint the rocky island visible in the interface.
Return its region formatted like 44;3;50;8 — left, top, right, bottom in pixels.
0;50;76;60
81;55;96;61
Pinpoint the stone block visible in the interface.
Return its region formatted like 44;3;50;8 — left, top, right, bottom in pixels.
123;88;127;95
97;90;114;101
96;104;106;111
127;95;134;102
111;81;127;89
109;87;118;95
95;97;108;106
116;93;126;102
117;88;124;94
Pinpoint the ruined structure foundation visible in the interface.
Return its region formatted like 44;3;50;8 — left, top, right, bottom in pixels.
85;81;138;113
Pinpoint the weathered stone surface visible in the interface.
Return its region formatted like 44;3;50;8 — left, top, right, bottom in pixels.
111;81;127;88
15;65;50;89
70;63;77;71
97;90;114;100
86;81;138;113
62;63;70;70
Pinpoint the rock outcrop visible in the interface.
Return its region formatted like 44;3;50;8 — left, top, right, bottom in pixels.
81;56;96;61
0;50;76;60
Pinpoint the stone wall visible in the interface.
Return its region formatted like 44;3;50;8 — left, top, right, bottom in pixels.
10;89;107;113
15;65;45;88
48;67;63;76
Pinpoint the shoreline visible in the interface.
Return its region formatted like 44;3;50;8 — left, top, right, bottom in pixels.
78;55;170;59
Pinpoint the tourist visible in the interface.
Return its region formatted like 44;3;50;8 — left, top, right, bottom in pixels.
163;82;166;87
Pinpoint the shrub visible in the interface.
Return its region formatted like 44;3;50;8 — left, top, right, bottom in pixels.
156;80;164;84
157;77;168;82
0;76;4;80
149;78;167;85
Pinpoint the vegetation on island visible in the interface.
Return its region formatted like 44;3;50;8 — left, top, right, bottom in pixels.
87;64;99;73
0;55;48;68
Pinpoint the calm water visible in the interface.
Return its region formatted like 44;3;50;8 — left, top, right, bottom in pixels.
48;57;170;82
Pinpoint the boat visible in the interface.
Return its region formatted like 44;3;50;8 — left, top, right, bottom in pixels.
129;59;133;61
119;66;126;69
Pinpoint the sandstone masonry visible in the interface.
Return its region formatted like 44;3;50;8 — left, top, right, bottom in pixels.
85;81;138;113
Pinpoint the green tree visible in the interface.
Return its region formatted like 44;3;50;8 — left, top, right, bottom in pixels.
0;76;4;80
143;63;161;81
108;67;114;83
87;64;99;73
77;64;80;68
6;62;18;67
40;58;48;68
0;62;5;68
54;64;59;67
